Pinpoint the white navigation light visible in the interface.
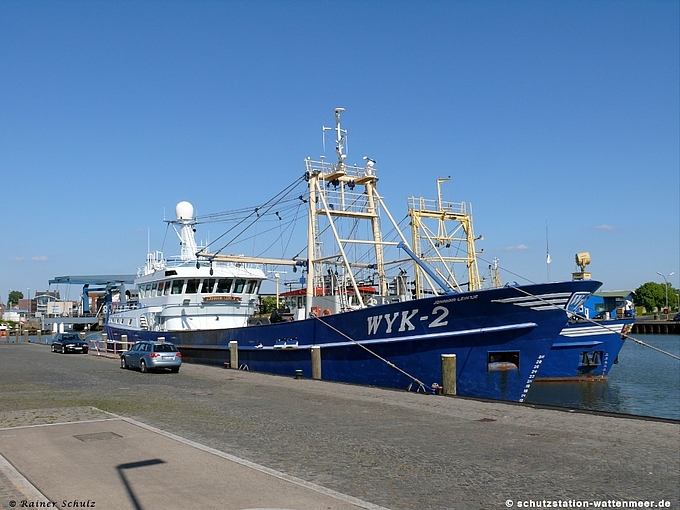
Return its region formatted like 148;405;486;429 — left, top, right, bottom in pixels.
176;201;194;221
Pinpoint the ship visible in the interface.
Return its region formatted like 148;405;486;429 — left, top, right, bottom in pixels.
405;185;633;381
535;253;634;381
105;108;601;401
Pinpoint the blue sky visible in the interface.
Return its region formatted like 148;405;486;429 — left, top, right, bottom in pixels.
1;0;678;303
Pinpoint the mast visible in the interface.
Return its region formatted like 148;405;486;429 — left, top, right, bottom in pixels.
175;201;198;262
305;160;318;317
408;178;482;297
366;173;387;296
301;108;398;314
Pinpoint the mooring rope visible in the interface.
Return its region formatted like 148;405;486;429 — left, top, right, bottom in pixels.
510;286;680;361
312;315;430;392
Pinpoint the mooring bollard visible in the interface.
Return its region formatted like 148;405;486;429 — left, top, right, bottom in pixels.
294;369;303;379
229;341;238;369
311;345;321;380
441;354;457;396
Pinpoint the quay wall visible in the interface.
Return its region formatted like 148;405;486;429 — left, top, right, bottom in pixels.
632;320;680;335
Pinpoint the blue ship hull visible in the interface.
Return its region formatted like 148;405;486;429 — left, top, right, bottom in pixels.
536;318;634;380
106;280;601;402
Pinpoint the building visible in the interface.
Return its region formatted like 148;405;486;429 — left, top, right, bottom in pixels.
584;291;635;319
17;298;36;315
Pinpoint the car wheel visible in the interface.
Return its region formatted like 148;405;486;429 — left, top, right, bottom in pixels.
120;357;127;369
140;360;148;373
170;367;179;373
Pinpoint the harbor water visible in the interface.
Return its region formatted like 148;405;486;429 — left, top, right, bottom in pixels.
10;331;680;421
526;333;680;421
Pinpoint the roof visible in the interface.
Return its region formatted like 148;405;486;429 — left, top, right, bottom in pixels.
49;275;136;285
594;290;634;298
280;286;377;297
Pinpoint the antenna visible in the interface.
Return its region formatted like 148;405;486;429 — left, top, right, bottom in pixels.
322;107;348;166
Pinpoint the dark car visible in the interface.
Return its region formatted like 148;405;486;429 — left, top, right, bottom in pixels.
120;341;182;373
673;313;680;322
51;333;89;354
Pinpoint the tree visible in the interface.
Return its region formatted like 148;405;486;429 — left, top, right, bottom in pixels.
7;291;23;307
259;296;279;315
633;282;678;313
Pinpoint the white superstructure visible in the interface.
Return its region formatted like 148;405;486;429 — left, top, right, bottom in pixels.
108;203;266;332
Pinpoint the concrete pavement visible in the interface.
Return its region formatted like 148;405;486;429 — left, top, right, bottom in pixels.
0;410;386;510
1;343;678;509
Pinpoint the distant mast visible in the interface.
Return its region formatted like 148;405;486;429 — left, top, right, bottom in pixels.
545;216;551;282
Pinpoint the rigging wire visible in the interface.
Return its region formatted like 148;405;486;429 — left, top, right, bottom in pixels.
197;176;306;258
475;254;538;286
313;315;430;393
509;285;680;362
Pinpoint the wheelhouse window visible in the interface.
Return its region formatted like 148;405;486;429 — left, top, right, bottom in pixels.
216;278;233;293
163;282;171;295
171;279;184;295
157;281;165;296
201;278;216;293
233;279;246;293
151;283;158;296
185;278;200;294
245;280;259;294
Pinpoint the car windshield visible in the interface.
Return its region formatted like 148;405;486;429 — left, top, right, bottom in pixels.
153;344;177;353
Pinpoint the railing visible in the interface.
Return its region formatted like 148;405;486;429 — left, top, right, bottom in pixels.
407;196;468;215
89;333;133;358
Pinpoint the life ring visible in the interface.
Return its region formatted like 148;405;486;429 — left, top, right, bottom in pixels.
322;308;332;316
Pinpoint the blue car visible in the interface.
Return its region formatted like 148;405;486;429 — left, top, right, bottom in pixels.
120;341;182;373
673;313;680;322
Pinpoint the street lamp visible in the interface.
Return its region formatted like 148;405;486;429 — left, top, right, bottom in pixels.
656;271;675;315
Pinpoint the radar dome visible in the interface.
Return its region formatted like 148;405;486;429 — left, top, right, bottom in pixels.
175;201;194;221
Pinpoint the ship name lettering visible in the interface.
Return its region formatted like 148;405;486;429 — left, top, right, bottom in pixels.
398;309;418;332
433;294;478;305
383;312;400;333
367;315;383;335
429;306;449;328
366;309;420;335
